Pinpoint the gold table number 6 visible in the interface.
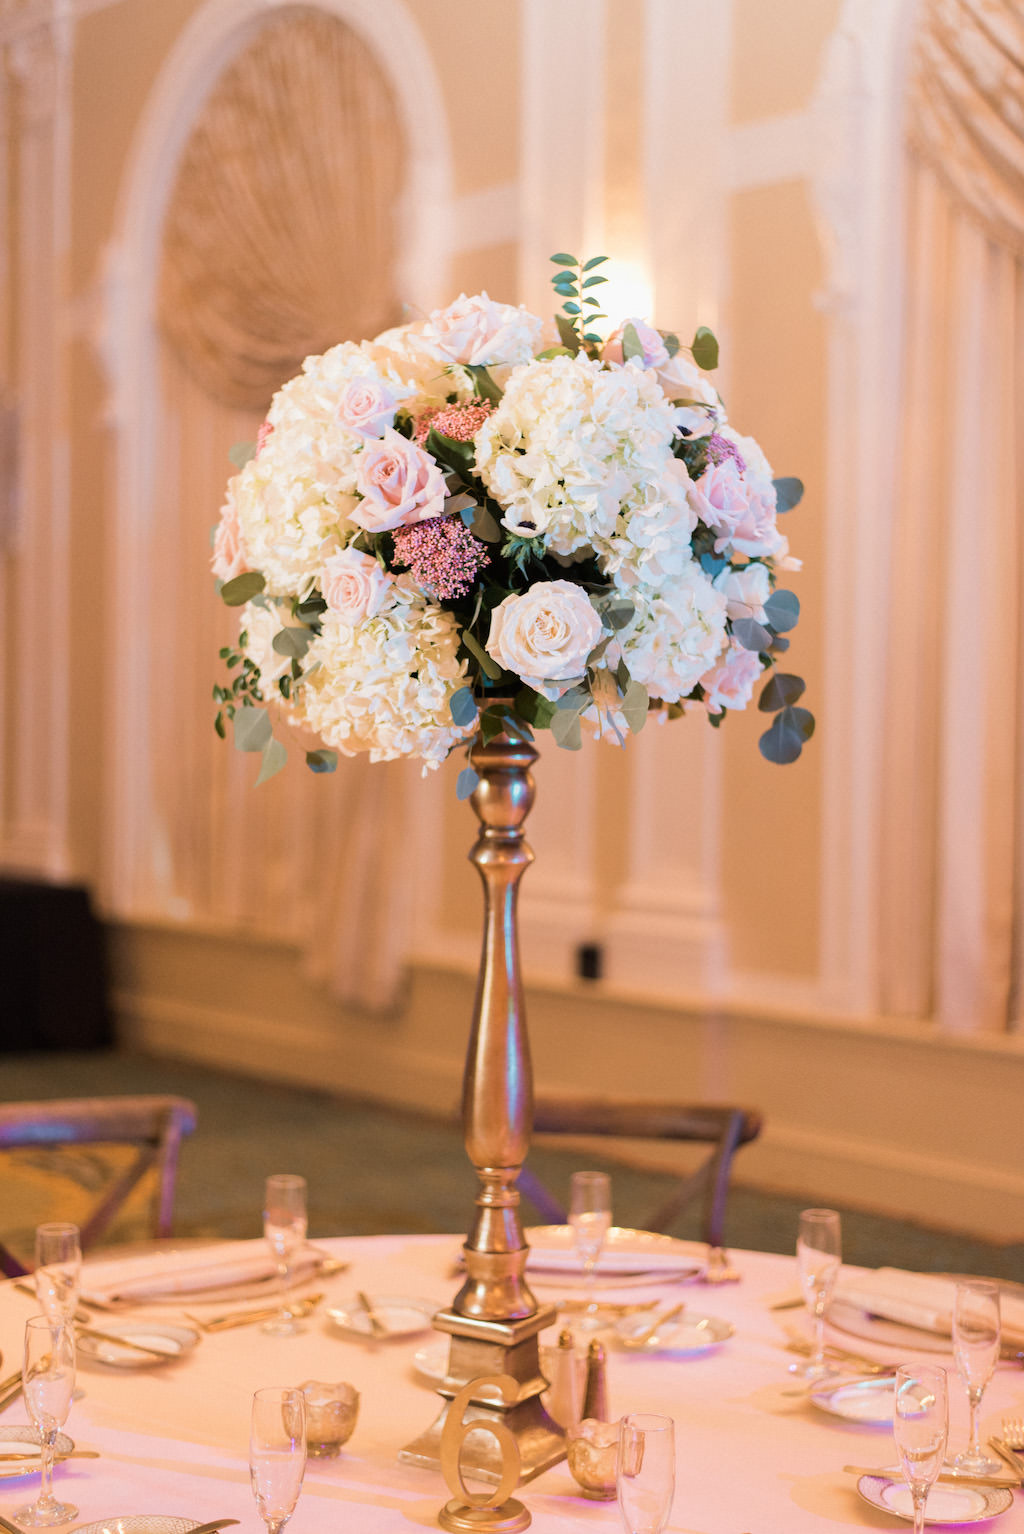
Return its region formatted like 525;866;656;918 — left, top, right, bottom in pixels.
438;1375;531;1533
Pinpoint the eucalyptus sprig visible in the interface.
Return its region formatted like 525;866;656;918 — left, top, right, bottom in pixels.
549;253;609;356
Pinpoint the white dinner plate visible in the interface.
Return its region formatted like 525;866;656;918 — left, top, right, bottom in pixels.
76;1322;199;1368
327;1294;435;1340
810;1375;895;1424
524;1226;702;1279
828;1300;948;1354
613;1311;733;1356
0;1426;74;1480
856;1473;1013;1524
71;1518;203;1534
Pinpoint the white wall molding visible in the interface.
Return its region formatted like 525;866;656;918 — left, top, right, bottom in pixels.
0;3;73;881
807;0;919;1015
98;0;454;918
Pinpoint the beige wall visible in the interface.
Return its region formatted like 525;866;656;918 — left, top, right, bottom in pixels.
4;0;1022;1236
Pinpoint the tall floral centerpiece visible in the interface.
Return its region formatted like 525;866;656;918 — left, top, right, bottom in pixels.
211;256;812;1482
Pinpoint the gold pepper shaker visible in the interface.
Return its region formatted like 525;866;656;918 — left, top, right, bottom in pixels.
581;1337;608;1422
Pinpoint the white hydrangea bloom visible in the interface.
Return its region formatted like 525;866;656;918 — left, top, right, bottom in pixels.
298;578;474;768
235;342;419;597
474;354;680;556
600;459;697;590
618;562;728;703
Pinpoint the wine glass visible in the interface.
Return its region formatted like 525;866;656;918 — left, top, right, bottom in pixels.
951;1280;1002;1474
894;1364;948;1534
617;1413;675;1534
263;1173;308;1335
569;1171;611;1330
15;1316;77;1527
795;1208;841;1379
34;1223;81;1328
250;1386;306;1534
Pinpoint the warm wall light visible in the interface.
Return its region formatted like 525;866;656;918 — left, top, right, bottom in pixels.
595;260;654;332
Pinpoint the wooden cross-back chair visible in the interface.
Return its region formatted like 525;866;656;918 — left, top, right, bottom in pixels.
0;1095;197;1278
519;1099;762;1250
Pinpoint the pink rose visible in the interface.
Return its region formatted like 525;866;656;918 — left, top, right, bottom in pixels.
211;496;248;581
321;546;393;622
688;459;753;535
712;561;771;621
699;643;763;714
419;293;541;365
602;318;669;370
351;428;447;532
335;376;397;438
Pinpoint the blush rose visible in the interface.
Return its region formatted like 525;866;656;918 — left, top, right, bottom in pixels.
335;376;398;438
486;580;602;687
321;546;394;622
351;428;447;532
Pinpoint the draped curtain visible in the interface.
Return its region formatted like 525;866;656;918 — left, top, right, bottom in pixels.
147;7;412;1009
879;0;1024;1029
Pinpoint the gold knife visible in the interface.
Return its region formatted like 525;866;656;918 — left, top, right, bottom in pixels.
843;1463;1020;1490
0;1450;100;1461
357;1290;387;1339
75;1325;176;1361
634;1302;684;1347
990;1437;1024;1476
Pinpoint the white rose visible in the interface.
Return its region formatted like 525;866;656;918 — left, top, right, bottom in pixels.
655;351;720;408
420;292;544;367
713;562;771;621
321;547;394;622
486;580;602;687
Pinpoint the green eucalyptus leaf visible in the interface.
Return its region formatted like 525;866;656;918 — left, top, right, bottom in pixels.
662;332;680;358
691;326;719;371
305;748;338;774
556;685;589;712
601;599;635;632
456;766;480;799
447;492;478;519
228;440;256;470
758;705;815;765
233;707;271;753
757;672;806;713
773;476;804;512
555;314;581;354
763;590;800;633
271;626;313;659
515;688;557;728
468;504;502;543
550;253;578;266
562;301;581;316
615;657;631;692
479;711;505;745
220;571;266;607
733;617;773;652
581;274;608;288
551;707;583;750
255;736;288;786
536;345;575;360
463;629;503;681
621;679;649;733
462;364;503;404
622;322;644;363
582;255;609;270
449;687;478;728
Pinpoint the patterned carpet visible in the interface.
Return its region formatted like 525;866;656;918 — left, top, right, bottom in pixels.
2;1049;1021;1279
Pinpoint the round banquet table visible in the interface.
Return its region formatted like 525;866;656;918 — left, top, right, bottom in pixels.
1;1235;1023;1534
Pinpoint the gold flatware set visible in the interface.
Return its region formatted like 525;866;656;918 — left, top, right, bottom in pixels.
185;1292;324;1332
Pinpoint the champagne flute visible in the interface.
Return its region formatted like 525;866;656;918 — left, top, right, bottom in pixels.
795;1208;841;1379
263;1174;308;1336
617;1413;675;1534
34;1223;81;1327
894;1364;948;1534
951;1280;1002;1474
569;1171;611;1331
15;1316;77;1527
250;1386;306;1534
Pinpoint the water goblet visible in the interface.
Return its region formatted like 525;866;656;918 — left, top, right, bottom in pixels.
250;1386;306;1534
894;1364;948;1534
617;1413;675;1534
34;1223;82;1328
796;1208;841;1379
951;1280;1002;1475
14;1316;77;1528
263;1173;308;1335
569;1171;611;1331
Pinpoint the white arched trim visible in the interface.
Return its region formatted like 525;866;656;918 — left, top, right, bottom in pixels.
98;0;454;915
804;0;921;1018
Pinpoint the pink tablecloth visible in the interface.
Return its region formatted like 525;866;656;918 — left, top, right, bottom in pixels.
1;1235;1023;1533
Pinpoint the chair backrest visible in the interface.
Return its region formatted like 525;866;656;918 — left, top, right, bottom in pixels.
519;1097;762;1250
0;1095;197;1277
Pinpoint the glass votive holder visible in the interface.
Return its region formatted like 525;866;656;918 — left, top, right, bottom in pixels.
566;1416;620;1500
299;1379;359;1458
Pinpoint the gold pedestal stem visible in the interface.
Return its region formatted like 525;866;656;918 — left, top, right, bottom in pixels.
399;732;564;1485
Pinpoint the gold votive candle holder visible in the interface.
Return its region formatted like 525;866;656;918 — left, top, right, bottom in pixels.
566;1416;620;1500
300;1380;359;1458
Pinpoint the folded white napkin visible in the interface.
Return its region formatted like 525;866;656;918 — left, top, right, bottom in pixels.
835;1267;1024;1348
81;1238;327;1306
